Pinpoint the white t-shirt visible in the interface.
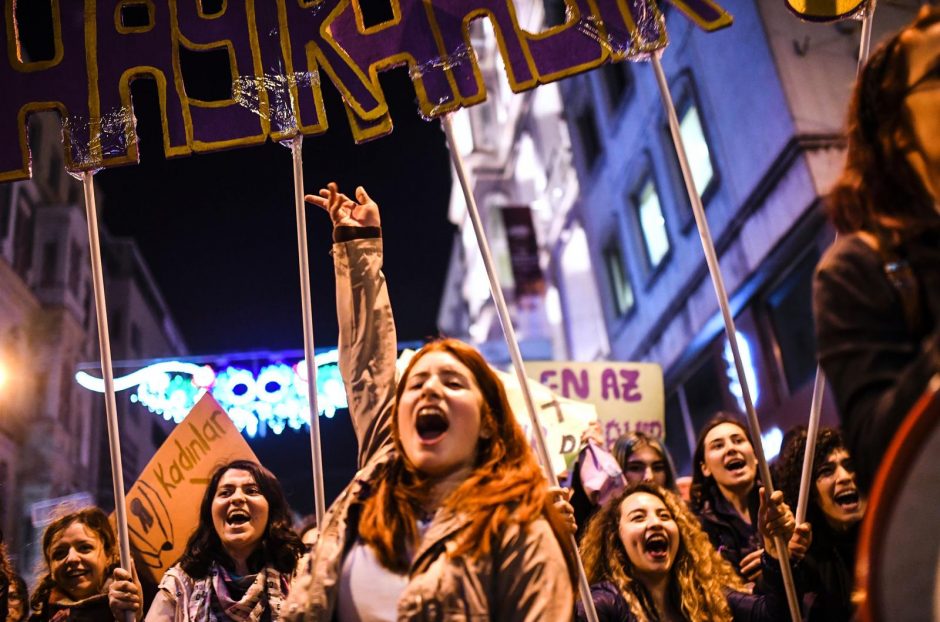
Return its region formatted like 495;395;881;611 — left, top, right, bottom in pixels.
336;518;433;622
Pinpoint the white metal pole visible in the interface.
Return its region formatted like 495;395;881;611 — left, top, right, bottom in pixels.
442;114;600;622
290;135;327;525
81;171;134;622
650;54;802;622
796;370;826;524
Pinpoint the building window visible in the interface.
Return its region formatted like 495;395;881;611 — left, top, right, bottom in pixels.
12;199;33;278
574;107;602;170
766;250;820;392
632;177;670;271
664;81;719;229
602;236;634;317
69;240;83;296
601;62;633;108
679;101;715;199
40;241;59;286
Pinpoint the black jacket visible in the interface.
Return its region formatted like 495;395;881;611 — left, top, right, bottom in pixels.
814;231;940;491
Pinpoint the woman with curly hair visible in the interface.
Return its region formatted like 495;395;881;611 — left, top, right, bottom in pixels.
576;482;797;621
773;427;866;621
28;507;120;621
109;459;304;621
814;5;940;492
282;183;576;620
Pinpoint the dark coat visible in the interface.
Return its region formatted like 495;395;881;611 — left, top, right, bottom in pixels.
694;484;761;572
575;553;792;622
814;231;940;491
798;522;858;622
27;593;112;622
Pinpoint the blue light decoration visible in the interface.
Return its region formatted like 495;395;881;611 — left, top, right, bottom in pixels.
74;350;348;438
723;332;760;413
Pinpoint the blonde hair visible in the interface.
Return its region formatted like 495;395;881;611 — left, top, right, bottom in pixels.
580;482;745;621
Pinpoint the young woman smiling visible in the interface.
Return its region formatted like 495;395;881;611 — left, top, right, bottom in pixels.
774;427;867;621
689;414;764;581
283;183;576;621
576;482;798;622
109;460;304;621
28;508;119;622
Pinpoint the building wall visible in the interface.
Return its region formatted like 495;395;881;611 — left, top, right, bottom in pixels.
0;112;187;572
439;0;924;473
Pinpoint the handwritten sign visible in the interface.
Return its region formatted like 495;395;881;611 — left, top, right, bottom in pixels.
0;0;732;182
496;370;598;475
523;361;665;449
124;393;257;584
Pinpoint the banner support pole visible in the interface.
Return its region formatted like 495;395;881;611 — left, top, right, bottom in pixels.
290;135;327;525
81;170;134;622
650;54;802;622
442;114;600;622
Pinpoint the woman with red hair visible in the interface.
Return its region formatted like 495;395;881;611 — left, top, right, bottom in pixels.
283;184;576;621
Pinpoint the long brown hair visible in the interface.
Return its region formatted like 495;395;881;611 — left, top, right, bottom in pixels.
580;482;745;622
689;413;755;513
29;508;118;613
826;6;940;243
358;338;577;579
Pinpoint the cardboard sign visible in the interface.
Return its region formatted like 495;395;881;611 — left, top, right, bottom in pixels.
0;0;731;182
524;361;665;450
496;370;598;476
124;393;257;583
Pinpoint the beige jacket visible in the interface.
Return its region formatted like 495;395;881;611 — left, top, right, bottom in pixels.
283;237;573;621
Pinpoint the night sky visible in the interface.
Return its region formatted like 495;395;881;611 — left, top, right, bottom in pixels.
15;4;457;514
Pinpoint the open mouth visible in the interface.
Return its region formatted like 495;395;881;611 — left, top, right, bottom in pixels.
65;568;89;579
644;533;670;560
725;458;747;473
415;407;449;441
227;510;251;526
834;489;860;510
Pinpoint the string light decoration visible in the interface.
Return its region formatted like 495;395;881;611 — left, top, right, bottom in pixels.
75;350;347;437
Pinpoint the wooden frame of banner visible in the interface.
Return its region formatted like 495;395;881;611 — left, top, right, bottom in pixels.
289;135;327;525
795;0;878;527
81;170;134;622
441;115;600;622
649;54;802;622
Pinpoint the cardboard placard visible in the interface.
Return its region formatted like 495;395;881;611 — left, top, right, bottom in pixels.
125;393;258;583
524;361;665;449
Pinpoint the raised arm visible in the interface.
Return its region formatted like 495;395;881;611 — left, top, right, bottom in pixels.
306;183;397;468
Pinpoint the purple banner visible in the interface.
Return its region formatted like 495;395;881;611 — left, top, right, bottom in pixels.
0;0;730;183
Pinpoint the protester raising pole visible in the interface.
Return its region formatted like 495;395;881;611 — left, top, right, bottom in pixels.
649;54;802;622
290;135;327;525
795;0;878;526
442;114;600;622
81;170;134;622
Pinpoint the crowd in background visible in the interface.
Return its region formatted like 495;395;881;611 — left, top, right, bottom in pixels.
0;4;937;620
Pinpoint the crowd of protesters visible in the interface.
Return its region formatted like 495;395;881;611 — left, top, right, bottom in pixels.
1;6;937;620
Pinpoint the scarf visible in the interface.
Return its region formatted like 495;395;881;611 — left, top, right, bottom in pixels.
190;563;287;622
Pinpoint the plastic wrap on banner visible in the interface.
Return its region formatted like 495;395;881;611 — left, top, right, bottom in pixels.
62;107;137;177
233;69;320;139
0;0;714;182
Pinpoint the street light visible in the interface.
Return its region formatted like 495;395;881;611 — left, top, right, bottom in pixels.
0;361;7;390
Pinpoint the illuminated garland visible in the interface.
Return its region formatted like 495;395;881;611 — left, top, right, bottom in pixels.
75;351;347;437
